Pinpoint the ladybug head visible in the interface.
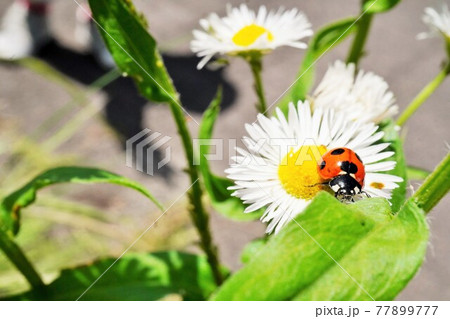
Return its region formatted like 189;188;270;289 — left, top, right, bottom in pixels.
335;187;357;202
329;174;363;203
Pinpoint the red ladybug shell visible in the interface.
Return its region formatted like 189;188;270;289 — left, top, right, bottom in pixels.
318;147;365;186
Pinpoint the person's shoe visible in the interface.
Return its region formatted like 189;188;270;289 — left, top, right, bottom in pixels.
75;4;115;70
89;20;115;69
0;0;50;60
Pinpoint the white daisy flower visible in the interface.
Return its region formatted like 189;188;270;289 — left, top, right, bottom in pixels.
417;4;450;40
226;101;403;234
311;60;398;124
191;4;313;69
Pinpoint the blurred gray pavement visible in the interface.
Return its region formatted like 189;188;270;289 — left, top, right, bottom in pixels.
0;0;449;300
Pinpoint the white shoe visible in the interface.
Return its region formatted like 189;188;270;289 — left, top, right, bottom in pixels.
0;1;50;60
75;4;115;70
89;21;115;69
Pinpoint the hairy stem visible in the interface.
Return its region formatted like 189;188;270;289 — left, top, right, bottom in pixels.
346;13;373;67
396;63;450;127
249;56;267;113
412;153;450;214
168;101;223;285
0;229;45;290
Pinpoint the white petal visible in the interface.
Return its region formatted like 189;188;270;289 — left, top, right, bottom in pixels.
365;161;396;172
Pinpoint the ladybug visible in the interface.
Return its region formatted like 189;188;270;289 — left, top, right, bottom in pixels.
318;147;366;202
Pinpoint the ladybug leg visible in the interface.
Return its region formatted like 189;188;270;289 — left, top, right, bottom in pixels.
361;191;371;198
306;182;329;187
335;190;350;203
335;192;344;202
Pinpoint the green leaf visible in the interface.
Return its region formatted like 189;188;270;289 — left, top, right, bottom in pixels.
294;199;427;300
278;18;357;114
362;0;401;14
212;192;428;301
406;166;430;180
198;90;263;221
0;167;163;236
381;120;407;212
88;0;177;103
240;237;267;264
5;251;221;301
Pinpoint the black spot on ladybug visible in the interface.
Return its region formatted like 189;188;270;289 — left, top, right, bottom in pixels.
319;161;326;170
355;152;363;163
341;161;358;174
331;148;345;155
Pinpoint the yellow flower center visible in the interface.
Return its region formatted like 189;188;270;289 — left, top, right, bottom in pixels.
232;24;274;47
370;182;385;190
278;145;328;200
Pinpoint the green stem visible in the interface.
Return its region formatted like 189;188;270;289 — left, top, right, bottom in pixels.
396;63;450;127
249;56;267;113
0;229;45;290
346;13;373;67
412;153;450;214
168;101;223;285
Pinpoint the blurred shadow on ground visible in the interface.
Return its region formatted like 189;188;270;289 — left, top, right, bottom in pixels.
33;40;236;179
